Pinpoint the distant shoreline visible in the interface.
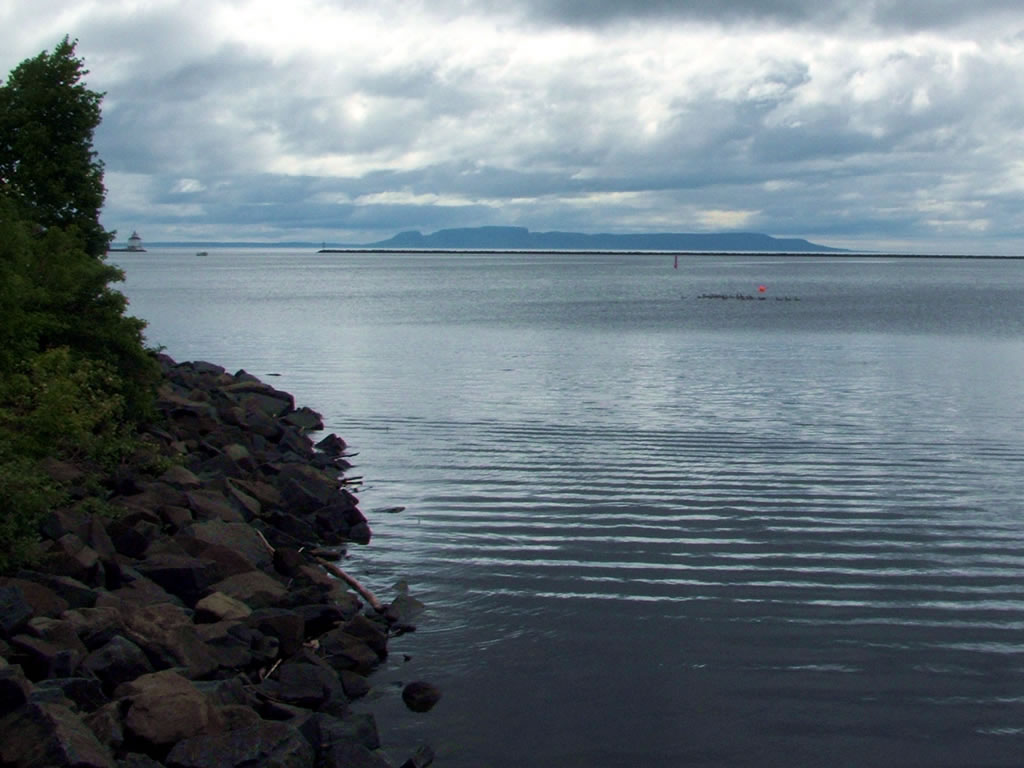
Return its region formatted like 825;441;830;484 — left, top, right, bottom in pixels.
317;248;1024;260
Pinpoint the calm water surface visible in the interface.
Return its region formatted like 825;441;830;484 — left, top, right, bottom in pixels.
116;250;1024;767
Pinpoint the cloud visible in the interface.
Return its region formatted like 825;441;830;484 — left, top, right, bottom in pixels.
2;0;1024;252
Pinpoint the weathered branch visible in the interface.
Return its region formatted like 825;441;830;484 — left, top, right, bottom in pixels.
316;556;387;614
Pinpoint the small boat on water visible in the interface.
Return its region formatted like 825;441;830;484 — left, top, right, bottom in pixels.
196;251;209;257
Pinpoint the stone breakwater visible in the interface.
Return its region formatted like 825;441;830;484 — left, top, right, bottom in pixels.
0;356;438;768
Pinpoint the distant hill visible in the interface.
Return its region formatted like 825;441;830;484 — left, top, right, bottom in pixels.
346;226;847;253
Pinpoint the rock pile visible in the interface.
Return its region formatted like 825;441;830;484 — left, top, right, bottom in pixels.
0;356;436;768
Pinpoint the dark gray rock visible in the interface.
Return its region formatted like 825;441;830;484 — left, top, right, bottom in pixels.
304;711;381;755
294;603;348;638
186;489;245;523
339;670;371;700
0;664;33;716
15;572;99;609
0;584;33;637
277;428;316;459
319;629;380;675
217;703;262;731
315;434;348;457
26;616;89;659
209;571;287;609
62;607;126;651
0;578;69;619
194;622;256;671
165;721;313;768
84;701;124;752
120;670;223;748
158;465;203;489
282;407;324;433
178;520;273;571
402;681;441;713
267;511;319;546
195;592;252;623
38;506;90;542
9;632;82;681
271;661;345;710
220;381;296;417
100;576;185;609
122;603;221;679
104;519;153;559
399;744;436;768
135;553;218;605
341;614;389;660
0;700;115;768
118;753;165;768
247;608;305;658
385;592;426;631
39;534;103;586
82;636;153;695
35;677;107;713
323;740;394;768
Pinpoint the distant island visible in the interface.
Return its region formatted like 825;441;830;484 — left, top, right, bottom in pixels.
322;226;848;253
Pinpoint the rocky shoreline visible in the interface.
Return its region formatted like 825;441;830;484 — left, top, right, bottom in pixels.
0;355;438;767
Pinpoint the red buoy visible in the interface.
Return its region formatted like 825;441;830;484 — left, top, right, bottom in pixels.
758;284;767;293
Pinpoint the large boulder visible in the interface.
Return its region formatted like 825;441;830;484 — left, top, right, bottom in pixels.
186;490;245;523
247;608;305;658
270;660;345;710
319;629;380;675
0;578;68;619
134;553;219;606
14;572;99;609
193;621;256;671
177;521;273;572
120;670;223;749
9;623;85;680
122;603;219;679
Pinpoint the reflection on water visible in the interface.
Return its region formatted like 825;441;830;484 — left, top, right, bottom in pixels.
118;250;1024;767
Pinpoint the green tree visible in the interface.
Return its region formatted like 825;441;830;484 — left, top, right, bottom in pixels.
0;39;160;571
0;36;109;258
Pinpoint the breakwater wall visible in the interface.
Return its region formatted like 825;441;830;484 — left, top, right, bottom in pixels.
0;356;437;768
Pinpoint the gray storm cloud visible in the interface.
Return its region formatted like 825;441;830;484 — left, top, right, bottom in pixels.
2;0;1023;252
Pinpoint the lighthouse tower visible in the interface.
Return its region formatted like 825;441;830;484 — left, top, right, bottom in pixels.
127;231;144;251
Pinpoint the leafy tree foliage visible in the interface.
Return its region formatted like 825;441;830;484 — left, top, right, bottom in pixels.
0;36;109;258
0;39;159;571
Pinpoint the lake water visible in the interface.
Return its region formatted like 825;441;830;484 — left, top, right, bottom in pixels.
115;249;1024;767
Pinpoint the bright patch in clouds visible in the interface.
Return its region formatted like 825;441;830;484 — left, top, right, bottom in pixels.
699;209;761;230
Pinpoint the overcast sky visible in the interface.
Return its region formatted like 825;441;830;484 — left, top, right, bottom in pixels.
2;0;1023;253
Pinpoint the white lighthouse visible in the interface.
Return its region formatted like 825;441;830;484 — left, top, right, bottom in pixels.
127;231;144;251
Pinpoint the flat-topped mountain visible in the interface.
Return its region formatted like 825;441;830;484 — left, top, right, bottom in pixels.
352;226;846;253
